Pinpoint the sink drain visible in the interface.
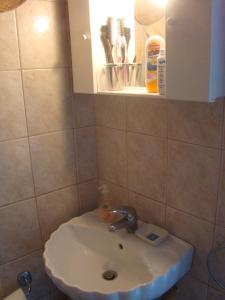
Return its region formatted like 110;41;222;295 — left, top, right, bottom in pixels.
102;270;118;281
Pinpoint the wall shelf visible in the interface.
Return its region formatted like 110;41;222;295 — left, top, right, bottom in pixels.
68;0;225;102
99;87;165;98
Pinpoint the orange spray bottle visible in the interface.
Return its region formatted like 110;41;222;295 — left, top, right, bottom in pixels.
145;35;165;93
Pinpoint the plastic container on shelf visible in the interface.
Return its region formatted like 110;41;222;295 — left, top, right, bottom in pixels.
157;49;166;95
145;35;165;93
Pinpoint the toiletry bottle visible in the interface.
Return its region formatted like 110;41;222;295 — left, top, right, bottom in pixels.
145;35;165;93
157;49;166;96
97;184;113;223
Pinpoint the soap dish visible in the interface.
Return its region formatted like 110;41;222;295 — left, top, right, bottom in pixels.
136;223;169;246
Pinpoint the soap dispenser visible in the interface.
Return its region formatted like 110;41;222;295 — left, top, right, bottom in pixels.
97;184;116;223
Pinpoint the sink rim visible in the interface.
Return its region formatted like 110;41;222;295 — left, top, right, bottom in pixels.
43;212;194;297
43;222;156;295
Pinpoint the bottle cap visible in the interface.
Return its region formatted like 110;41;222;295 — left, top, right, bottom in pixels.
98;184;109;204
98;184;108;194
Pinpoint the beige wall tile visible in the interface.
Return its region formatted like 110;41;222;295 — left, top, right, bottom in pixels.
168;100;223;148
222;102;225;149
76;127;97;183
16;0;69;68
0;278;2;300
23;68;73;136
127;97;167;137
0;71;27;141
0;11;20;70
97;127;127;187
207;288;225;300
95;95;126;130
168;275;208;300
37;185;79;242
167;141;220;222
0;199;41;264
0;138;34;207
127;133;166;202
129;192;165;226
74;94;96;128
216;151;225;227
79;180;98;214
213;225;225;247
166;207;214;283
222;113;225;150
0;250;52;300
30;130;76;195
208;226;225;293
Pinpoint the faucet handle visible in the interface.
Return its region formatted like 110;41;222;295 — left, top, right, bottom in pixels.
113;206;137;220
109;206;138;233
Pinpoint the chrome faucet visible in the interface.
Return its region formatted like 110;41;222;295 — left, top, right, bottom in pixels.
108;206;138;233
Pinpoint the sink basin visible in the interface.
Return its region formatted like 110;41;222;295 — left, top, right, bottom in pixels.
43;211;193;300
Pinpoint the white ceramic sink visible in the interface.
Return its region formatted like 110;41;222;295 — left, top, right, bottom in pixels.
43;211;193;300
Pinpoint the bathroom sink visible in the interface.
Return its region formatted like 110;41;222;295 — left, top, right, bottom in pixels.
43;211;193;300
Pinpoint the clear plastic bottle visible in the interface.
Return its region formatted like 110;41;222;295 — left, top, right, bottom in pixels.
157;49;166;96
145;35;165;93
97;184;116;223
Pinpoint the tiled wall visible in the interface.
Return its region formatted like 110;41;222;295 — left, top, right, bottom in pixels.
0;1;97;300
1;1;225;300
95;95;225;300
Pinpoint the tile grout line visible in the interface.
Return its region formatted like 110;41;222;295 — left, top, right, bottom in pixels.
73;127;81;213
0;126;96;146
0;135;30;144
211;99;225;231
67;12;79;211
96;124;223;151
93;96;101;192
0;66;71;72
100;175;225;226
64;0;74;70
208;100;225;264
0;179;98;211
0;248;43;268
166;203;219;225
72;95;88;214
72;95;82;213
212;100;225;227
0;196;36;211
125;97;129;203
14;7;44;246
206;99;225;298
164;99;169;227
